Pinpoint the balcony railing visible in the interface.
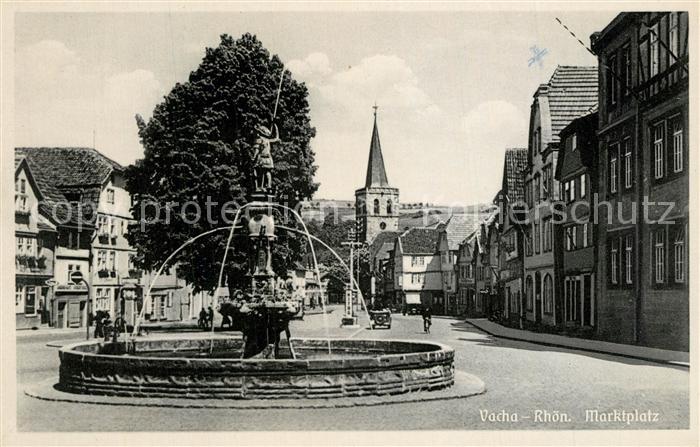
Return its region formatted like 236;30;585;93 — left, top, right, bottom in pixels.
638;58;688;102
15;254;48;272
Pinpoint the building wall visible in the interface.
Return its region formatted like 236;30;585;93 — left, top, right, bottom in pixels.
355;186;399;243
524;93;560;326
593;11;689;350
15;164;56;329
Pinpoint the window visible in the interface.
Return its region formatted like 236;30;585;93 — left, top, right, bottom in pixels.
387;199;393;215
610;239;619;284
526;276;533;310
20;179;26;194
97;250;107;270
571;134;577;151
623;138;633;189
534;222;540;254
672;117;683;173
167;292;173;308
15;285;24;310
110;218;116;236
67;263;82;283
564;181;570;203
654;229;665;284
107;188;115;204
542;166;552;200
108;251;116;271
653;123;664;179
411;273;424;284
609;145;618;193
543;274;553;314
566;226;578;251
582;223;588;249
625;235;633;284
525;227;533;256
607;54;618;105
622;44;632;97
411;256;425;267
543;219;552;252
580;174;587;198
373;199;380;215
24;286;36;315
669;13;679;63
674;226;685;283
650;23;659;77
96;288;111;311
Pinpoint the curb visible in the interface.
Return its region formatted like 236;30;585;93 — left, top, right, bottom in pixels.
465;320;689;368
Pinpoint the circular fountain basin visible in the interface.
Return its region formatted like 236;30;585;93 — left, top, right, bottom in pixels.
58;336;455;399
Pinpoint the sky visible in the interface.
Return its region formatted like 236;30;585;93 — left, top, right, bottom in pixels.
13;10;619;205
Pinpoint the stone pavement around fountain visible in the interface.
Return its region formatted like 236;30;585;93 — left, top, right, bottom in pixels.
15;308;690;431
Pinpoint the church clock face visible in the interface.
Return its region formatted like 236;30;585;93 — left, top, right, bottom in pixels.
380;222;387;230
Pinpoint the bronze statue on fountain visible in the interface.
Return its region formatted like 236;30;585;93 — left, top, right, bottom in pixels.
218;121;299;359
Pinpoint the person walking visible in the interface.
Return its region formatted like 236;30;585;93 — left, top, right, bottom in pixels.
421;305;432;334
207;306;214;329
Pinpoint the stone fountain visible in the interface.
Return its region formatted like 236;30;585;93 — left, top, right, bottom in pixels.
49;121;468;403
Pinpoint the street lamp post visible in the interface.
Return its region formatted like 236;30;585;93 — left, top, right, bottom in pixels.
341;229;363;327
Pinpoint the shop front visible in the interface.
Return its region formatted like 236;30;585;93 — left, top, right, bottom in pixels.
52;284;89;329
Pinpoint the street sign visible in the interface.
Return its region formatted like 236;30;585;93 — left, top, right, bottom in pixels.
69;270;84;285
44;279;58;287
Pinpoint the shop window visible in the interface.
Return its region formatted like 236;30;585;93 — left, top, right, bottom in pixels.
25;286;36;315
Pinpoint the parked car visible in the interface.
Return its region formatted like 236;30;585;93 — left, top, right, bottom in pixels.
369;309;391;329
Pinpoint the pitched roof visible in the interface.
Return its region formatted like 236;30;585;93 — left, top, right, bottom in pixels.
502;148;528;202
15;147;122;226
544;66;598;142
399;227;440;254
399;210;445;231
16;147;123;186
364;112;390;187
442;214;482;251
370;231;400;261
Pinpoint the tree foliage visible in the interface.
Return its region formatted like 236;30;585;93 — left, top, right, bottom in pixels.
125;33;318;292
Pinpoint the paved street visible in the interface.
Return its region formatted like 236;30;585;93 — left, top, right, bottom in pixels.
16;306;689;431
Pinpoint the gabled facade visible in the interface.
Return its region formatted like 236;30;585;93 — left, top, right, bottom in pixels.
523;66;598;327
495;148;528;325
591;12;689;350
15;157;57;329
456;234;476;316
393;227;442;313
437;214;481;315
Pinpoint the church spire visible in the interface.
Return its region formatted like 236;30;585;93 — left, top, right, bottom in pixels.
364;105;390;188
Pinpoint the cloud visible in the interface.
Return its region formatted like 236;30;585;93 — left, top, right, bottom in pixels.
14;40;164;166
316;54;437;120
287;52;332;87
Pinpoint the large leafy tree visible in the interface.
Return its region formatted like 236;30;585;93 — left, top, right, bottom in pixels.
125;33;318;293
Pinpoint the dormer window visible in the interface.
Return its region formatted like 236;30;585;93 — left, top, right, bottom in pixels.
64;192;81;203
107;188;115;204
571;134;577;151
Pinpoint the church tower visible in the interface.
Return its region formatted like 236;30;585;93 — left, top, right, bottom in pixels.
355;106;400;243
